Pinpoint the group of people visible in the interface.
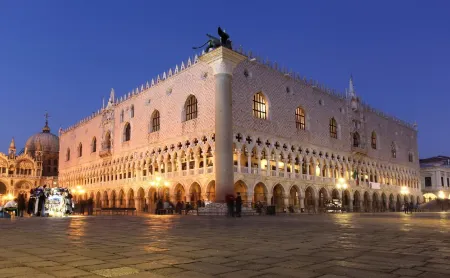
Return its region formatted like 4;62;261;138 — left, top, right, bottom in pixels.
154;199;207;215
0;185;76;218
226;192;243;217
403;201;419;214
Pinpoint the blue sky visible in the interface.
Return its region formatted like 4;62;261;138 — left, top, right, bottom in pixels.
0;0;449;158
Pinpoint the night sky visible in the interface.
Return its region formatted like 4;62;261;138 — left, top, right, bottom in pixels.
1;0;448;158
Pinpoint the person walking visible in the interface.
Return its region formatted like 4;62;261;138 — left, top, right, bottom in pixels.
235;192;242;217
17;194;26;217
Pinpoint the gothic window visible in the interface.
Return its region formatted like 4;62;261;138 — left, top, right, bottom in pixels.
123;123;131;142
253;92;267;119
92;137;97;153
295;106;306;130
408;152;414;162
151;110;160;132
353;132;360;147
329;118;337;139
78;143;82;157
120;110;124;123
66;148;70;161
130;105;135;118
184;95;198;121
105;131;111;149
391;142;397;158
371;131;377;149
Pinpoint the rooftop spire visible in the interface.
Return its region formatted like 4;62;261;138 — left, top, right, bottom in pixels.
42;111;51;133
9;137;15;149
348;74;356;97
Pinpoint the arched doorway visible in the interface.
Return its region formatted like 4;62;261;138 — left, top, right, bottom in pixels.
381;193;387;212
95;192;101;208
137;187;145;211
189;182;201;206
0;181;7;195
103;191;109;208
118;189;125;208
234;180;247;203
289;186;300;210
111;190;117;208
174;184;186;203
353;191;361;212
254;182;268;204
363;192;370;212
206;181;216;202
342;189;350;212
148;187;157;213
273;184;285;212
372;192;379;212
305;186;315;213
389;194;394;211
127;189;135;208
331;189;340;200
396;195;402;211
318;188;328;212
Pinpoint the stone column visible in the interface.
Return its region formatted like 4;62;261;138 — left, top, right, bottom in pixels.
299;197;305;212
200;47;245;202
237;151;241;173
247;153;252;174
348;197;353;212
134;197;140;211
145;197;151;212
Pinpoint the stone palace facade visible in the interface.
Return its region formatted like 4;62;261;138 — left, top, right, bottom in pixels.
58;47;421;213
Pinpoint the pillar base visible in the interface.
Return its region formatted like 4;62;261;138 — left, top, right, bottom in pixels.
197;202;258;216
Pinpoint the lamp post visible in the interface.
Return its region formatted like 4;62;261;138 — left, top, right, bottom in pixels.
336;178;348;212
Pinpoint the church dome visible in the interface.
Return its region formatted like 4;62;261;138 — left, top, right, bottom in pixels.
25;119;59;153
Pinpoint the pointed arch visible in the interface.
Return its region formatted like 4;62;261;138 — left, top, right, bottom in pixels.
123;122;131;142
329;117;337;139
295;106;306;130
353;132;360;147
77;143;83;157
91;137;97;153
151;110;160;132
185;95;198;121
371;131;377;149
253;92;267;119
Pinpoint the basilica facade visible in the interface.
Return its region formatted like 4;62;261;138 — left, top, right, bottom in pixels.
58;47;421;213
0;119;59;202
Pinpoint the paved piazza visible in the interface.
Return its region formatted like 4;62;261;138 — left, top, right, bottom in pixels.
1;214;450;278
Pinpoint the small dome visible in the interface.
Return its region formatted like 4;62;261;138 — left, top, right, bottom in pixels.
25;120;59;153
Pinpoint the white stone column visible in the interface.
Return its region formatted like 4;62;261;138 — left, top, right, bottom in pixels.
237;151;241;173
247;153;252;174
200;47;245;202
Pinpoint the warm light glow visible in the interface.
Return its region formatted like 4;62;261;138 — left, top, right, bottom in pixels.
438;191;445;199
156;176;161;182
150;181;155;186
164;181;169;186
260;159;268;169
277;161;284;168
400;186;409;195
336;178;348;190
315;165;321;176
364;175;369;180
6;194;14;201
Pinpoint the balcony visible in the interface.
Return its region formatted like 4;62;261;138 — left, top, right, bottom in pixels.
351;144;367;156
99;148;112;158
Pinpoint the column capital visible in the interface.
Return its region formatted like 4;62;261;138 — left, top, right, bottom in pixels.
200;47;247;75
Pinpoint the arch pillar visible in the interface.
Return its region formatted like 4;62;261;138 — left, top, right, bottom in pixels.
299;196;305;211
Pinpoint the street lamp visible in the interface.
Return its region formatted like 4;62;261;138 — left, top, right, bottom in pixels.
336;178;348;211
438;190;445;199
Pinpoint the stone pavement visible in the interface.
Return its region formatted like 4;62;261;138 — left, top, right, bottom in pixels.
0;213;450;278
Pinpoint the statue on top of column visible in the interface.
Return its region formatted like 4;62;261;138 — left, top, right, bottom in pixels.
193;26;232;53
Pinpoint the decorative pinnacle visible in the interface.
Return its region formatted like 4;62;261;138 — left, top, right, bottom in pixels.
42;111;51;133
